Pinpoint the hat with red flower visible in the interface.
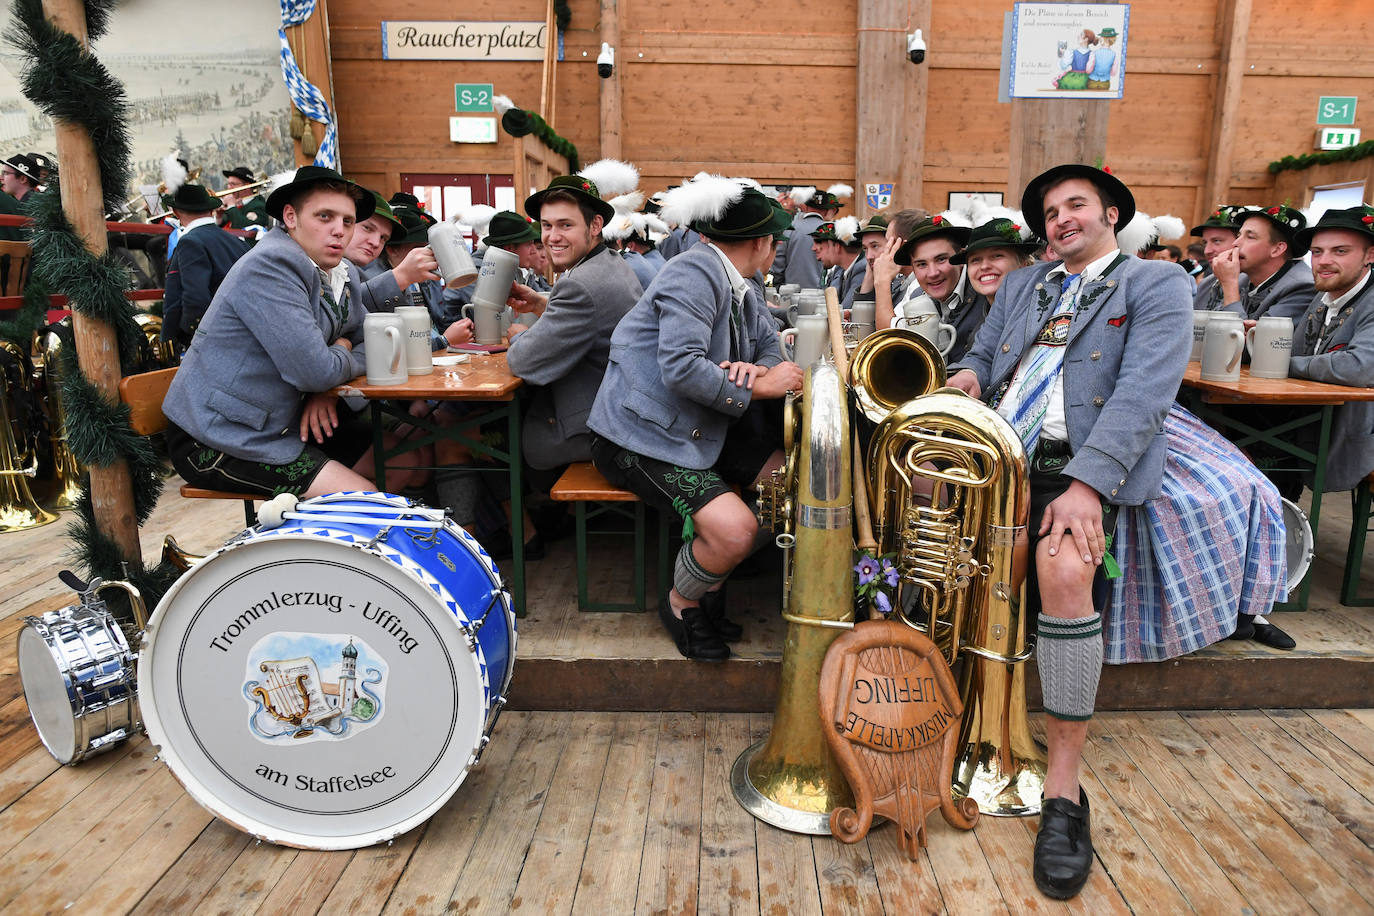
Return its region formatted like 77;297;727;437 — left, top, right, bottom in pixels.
893;212;973;266
1240;203;1310;257
524;174;617;224
950;216;1041;264
1293;204;1374;252
1190;204;1244;237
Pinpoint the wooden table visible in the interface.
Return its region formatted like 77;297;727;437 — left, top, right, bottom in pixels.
1180;363;1374;610
336;351;528;615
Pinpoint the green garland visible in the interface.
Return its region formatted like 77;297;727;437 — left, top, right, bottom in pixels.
9;0;179;609
501;108;580;172
1268;139;1374;175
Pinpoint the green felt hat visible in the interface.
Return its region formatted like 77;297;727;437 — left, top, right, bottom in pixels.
389;191;436;226
689;186;790;240
485;210;541;247
1020;163;1135;242
1241;204;1309;258
894;214;972;266
950;217;1040;264
1190;204;1244;237
856;214;889;237
1098;27;1118;38
265;165;375;221
166;183;220;214
386;204;431;246
1293;204;1374;251
366;191;404;234
810;220;838;242
525;174;616;224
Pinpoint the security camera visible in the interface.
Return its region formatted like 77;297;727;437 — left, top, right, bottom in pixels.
597;43;615;79
907;29;926;65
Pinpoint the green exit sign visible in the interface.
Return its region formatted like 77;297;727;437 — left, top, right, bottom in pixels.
1317;96;1357;126
455;83;493;113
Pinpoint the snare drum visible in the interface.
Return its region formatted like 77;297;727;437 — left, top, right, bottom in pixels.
1279;497;1314;594
138;492;516;850
18;580;148;765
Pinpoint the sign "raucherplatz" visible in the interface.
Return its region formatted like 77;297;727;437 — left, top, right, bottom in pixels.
382;21;548;61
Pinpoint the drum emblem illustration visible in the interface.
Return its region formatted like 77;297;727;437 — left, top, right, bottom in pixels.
244;633;387;742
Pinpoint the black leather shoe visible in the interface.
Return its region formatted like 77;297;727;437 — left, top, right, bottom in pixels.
699;588;743;642
1034;790;1094;900
659;598;730;661
1252;620;1297;650
1228;613;1256;641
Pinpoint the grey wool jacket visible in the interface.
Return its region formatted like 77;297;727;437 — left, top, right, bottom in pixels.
952;255;1193;505
506;244;642;469
1289;274;1374;492
588;244;785;469
162;228;378;464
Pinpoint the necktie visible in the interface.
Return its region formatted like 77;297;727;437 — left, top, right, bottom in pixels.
997;273;1082;454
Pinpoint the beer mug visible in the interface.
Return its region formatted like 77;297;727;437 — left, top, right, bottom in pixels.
471;247;521;310
849;301;876;342
461;302;505;345
898;300;956;357
1191;310;1215;362
1246;315;1294;380
363;313;406;385
395;306;433;376
1200;313;1245;382
428;222;479;288
781;312;829;368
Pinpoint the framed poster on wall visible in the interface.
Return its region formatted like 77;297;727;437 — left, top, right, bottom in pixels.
1008;3;1129;100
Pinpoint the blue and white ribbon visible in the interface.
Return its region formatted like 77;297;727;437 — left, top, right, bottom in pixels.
277;23;338;169
280;0;316;28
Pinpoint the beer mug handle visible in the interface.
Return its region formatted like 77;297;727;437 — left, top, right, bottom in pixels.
461;303;475;323
937;322;957;358
1225;328;1244;373
780;327;798;360
1244;326;1256;358
386;326;403;376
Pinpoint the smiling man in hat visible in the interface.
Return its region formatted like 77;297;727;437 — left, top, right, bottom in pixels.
502;174;643;475
161;166;383;499
159;182;247;347
1211;204;1315;321
885;214;986;361
948;163;1193;900
588;177;801;660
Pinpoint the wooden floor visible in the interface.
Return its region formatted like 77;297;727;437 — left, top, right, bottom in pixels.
1;481;1373;912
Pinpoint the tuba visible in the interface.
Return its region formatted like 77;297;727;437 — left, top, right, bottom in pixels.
0;341;58;531
31;325;84;510
863;374;1045;817
733;360;855;834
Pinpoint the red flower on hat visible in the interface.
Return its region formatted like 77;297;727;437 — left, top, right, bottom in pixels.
1102;166;1112;174
1011;223;1020;232
932;215;943;226
1364;215;1374;225
416;201;426;210
581;181;591;191
1267;206;1281;216
526;216;535;223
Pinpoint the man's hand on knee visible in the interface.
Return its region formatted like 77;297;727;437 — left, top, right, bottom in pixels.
1040;479;1105;565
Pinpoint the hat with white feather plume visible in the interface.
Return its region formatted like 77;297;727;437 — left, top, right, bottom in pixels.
660;173;790;240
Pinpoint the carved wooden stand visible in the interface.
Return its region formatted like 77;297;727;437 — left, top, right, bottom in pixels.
819;620;979;859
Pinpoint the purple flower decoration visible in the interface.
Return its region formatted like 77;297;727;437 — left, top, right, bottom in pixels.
854;555;879;586
873;591;892;615
882;559;899;589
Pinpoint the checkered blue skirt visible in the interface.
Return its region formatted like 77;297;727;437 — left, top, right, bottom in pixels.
1104;404;1287;664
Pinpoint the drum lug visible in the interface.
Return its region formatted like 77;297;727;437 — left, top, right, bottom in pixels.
468;734;491;769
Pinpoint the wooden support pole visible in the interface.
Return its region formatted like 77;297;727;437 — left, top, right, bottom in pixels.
1201;0;1251;222
598;0;622;160
856;0;929;215
1006;0;1114;203
284;0;337;167
541;0;558;126
42;0;141;569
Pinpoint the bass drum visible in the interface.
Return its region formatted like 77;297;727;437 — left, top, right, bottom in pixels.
1280;497;1314;594
138;492;516;850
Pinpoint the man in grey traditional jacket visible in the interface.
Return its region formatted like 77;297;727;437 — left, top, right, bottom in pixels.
161;166;382;498
1210;204;1315;321
588;179;801;661
504;175;643;473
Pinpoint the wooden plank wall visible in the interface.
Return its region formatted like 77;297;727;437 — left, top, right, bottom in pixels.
326;0;1374;228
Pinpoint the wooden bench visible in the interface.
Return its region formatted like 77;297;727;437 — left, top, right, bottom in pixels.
117;366;260;526
1343;471;1374;606
550;461;670;613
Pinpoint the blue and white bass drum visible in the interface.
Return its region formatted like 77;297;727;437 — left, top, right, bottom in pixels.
138;492;516;850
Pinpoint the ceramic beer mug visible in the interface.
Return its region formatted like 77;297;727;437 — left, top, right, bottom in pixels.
1246;315;1294;379
849;301;877;342
363;313;406;385
1191;310;1215;362
781;312;830;368
427;222;479;288
395;306;433;376
461;302;505;345
1200;312;1245;382
471;247;521;309
898;300;956;357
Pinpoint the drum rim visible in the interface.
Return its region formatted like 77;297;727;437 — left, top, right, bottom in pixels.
137;524;502;849
1279;497;1314;593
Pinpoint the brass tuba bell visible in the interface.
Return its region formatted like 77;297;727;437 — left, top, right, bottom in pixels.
0;341;57;531
31;325;85;511
733;361;855;834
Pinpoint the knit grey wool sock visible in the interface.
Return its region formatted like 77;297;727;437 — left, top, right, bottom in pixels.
673;541;727;601
1036;612;1104;721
